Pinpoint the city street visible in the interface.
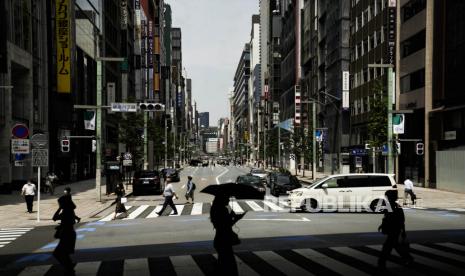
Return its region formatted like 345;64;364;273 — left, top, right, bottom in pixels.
1;166;465;275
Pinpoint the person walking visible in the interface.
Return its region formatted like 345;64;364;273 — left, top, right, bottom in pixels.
52;187;81;275
45;172;57;195
403;177;416;205
156;179;178;216
113;183;128;220
378;189;414;270
210;195;246;275
21;179;36;213
185;176;195;204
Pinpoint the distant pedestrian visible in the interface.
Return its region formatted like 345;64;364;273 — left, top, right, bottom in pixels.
21;179;36;213
210;195;246;275
403;177;416;205
45;171;58;195
53;187;80;275
185;176;196;204
378;189;414;269
157;179;178;216
113;183;128;220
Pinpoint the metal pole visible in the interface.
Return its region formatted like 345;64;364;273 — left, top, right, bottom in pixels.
387;67;394;174
278;111;281;169
312;100;316;180
263;104;267;168
143;112;148;170
37;167;40;222
96;60;102;202
164;115;168;168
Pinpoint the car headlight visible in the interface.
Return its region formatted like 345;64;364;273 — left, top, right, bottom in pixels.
292;191;303;197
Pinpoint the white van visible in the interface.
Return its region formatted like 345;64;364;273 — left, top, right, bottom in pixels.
288;173;397;212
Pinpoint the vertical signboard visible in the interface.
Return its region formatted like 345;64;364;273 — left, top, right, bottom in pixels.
56;0;71;93
0;1;7;73
120;0;128;30
294;85;301;126
386;0;396;65
342;71;350;110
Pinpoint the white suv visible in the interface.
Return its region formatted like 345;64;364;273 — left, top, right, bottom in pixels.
288;173;397;212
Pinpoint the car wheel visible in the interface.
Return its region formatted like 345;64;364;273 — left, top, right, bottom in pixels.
301;198;319;212
370;199;386;212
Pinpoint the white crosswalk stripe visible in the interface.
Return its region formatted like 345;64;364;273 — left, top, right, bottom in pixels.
229;201;244;213
124;205;149;220
8;242;465;275
146;205;163;218
245;200;263;211
263;200;284;211
191;202;203;215
0;227;32;249
170;204;184;216
100;206;133;221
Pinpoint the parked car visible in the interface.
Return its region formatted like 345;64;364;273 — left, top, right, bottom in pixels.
160;168;180;182
133;170;164;195
250;169;268;182
189;159;202;166
288;173;396;212
270;174;302;196
236;174;266;195
202;160;209;167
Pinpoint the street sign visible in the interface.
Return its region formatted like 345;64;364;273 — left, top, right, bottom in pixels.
32;149;48;167
123;159;133;166
12;124;29;139
11;139;30;154
123;152;132;160
14;160;25;167
111;102;138;112
393;114;405;134
31;133;48;148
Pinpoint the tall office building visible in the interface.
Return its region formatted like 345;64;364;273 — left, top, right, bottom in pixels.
199;112;210;128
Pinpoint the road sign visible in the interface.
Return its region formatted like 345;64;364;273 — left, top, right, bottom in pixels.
32;149;48;167
31;133;48;148
12;124;29;139
111;102;138;112
123;152;132;160
393;114;405;134
11;139;30;154
123;159;133;166
14;160;25;167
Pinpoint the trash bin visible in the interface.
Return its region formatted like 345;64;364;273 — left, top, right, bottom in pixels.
105;161;121;195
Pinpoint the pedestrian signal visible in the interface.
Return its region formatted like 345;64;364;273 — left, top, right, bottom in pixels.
61;139;70;153
416;142;424;155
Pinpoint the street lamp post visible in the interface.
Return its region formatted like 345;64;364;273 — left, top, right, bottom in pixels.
301;100;317;180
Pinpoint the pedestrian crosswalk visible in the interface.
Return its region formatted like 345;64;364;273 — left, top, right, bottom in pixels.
96;199;292;221
10;241;465;275
95;200;465;221
0;228;33;248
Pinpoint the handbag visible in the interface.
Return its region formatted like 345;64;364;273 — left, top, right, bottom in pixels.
121;197;127;204
230;231;241;245
54;225;63;239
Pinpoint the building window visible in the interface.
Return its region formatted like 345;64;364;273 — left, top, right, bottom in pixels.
364;8;369;26
400;68;425;93
401;30;426;58
363;39;368;55
402;0;426;22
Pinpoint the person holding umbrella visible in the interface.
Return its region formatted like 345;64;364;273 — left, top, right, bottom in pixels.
202;182;263;275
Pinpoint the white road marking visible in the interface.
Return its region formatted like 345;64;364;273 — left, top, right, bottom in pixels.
17;265;52;276
215;167;229;184
75;261;101;275
123;205;150;220
124;258;150;276
243;217;310;222
170;255;204;276
230;201;244;213
263;200;284;211
445;208;465;212
245;201;264;211
170;205;184;216
254;251;311;276
191;203;203;215
99;206;133;222
146;205;163;218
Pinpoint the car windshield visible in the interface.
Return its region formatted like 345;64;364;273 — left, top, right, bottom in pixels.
276;175;292;184
237;175;261;185
164;169;176;174
135;171;158;178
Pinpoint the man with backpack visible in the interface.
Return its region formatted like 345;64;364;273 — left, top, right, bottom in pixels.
185;176;196;204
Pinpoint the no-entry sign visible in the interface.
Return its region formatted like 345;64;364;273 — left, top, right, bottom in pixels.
12;124;29;139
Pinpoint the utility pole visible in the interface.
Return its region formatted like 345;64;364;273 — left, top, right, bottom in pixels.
278;109;281;168
143;112;148;170
164;114;168;168
301;100;317;180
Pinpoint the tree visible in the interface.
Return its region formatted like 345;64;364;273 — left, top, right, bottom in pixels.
368;80;387;148
118;112;144;169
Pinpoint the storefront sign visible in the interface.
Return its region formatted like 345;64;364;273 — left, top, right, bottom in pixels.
120;0;128;30
56;0;71;93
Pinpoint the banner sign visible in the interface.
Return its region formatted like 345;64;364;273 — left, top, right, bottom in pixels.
392;114;405;134
386;1;396;65
56;0;71;93
84;110;96;130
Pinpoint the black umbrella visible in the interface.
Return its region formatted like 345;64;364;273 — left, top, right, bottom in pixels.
201;183;264;200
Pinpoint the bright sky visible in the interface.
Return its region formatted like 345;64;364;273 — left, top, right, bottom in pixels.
167;0;259;126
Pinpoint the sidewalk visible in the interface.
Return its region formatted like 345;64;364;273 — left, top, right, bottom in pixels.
0;177;131;228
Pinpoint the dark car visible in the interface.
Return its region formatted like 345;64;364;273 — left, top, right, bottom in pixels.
270;174;302;196
161;168;180;182
236;174;266;195
133;170;164;195
189;159;202;166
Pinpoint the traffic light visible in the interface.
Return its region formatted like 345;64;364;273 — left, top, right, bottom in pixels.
395;142;401;155
138;102;165;112
92;139;96;152
416;142;424;155
61;139;70;152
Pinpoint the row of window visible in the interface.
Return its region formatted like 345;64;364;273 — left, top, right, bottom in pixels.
351;28;385;62
351;0;387;34
400;29;425;58
351;59;386;89
401;0;426;23
400;68;425;93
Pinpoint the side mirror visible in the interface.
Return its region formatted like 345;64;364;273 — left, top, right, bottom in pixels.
322;183;328;189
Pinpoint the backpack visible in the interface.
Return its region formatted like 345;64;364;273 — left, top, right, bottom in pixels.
192;182;196;190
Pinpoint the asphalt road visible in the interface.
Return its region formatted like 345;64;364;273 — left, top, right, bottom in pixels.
1;165;465;275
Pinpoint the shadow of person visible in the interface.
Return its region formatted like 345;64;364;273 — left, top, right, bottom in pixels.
378;189;414;270
52;188;81;275
210;195;246;276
